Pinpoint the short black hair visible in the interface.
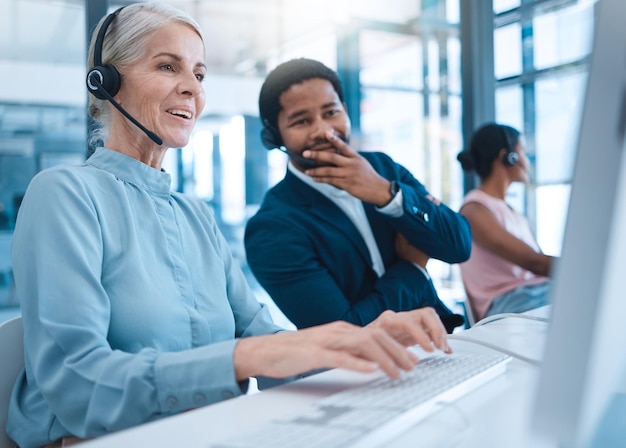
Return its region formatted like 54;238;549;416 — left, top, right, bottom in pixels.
457;122;521;180
258;58;345;133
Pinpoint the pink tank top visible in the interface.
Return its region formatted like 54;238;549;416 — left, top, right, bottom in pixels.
460;189;548;319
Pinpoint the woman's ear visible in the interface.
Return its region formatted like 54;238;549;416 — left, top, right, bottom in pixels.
495;148;508;166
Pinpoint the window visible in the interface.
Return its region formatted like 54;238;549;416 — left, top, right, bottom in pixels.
358;1;464;302
493;0;598;256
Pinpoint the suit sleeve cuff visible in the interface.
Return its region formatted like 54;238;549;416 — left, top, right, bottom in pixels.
377;189;404;217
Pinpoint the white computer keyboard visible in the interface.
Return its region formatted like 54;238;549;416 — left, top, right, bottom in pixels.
212;352;511;448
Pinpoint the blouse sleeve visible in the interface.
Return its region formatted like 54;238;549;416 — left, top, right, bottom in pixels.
10;168;280;440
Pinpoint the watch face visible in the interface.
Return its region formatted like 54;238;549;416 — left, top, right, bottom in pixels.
390;180;399;196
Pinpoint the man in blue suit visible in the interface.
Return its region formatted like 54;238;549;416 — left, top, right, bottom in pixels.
244;58;471;333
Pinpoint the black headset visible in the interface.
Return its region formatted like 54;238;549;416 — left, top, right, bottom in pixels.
499;125;519;167
260;119;282;150
86;7;125;100
85;6;163;145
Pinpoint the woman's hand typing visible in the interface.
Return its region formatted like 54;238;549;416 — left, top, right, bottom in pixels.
233;307;450;381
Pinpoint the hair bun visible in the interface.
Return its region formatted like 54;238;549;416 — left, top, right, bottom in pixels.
457;150;475;172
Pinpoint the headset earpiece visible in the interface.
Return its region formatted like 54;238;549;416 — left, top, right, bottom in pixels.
499;125;518;167
260;119;282;149
86;7;125;100
87;64;121;100
504;150;519;166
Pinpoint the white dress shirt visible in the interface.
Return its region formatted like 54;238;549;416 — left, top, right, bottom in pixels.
288;162;404;277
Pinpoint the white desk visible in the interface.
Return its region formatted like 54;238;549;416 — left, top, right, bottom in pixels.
82;307;554;448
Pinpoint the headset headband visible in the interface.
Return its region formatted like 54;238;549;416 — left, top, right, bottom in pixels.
93;7;125;67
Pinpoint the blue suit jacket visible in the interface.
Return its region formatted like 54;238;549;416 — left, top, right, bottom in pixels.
244;152;471;331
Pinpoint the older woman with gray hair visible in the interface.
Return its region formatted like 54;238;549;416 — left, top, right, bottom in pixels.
7;3;450;446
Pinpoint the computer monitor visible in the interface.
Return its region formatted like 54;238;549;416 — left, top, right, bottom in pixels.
531;0;626;446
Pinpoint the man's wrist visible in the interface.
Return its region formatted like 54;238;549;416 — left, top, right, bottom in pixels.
379;180;399;207
389;180;400;199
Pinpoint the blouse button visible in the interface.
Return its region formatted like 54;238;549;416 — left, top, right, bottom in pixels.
193;393;206;405
222;390;235;399
166;396;179;409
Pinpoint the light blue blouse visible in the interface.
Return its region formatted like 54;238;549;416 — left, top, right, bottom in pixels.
8;147;283;448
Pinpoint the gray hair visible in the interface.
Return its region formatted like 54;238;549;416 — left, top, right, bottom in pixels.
87;1;205;147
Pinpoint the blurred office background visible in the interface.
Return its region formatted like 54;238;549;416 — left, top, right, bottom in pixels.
0;0;596;326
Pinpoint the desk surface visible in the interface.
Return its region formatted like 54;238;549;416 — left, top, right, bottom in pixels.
82;307;554;448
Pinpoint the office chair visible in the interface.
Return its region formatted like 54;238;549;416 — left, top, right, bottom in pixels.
0;316;23;448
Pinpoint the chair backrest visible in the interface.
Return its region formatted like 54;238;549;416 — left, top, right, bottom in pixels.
0;316;23;448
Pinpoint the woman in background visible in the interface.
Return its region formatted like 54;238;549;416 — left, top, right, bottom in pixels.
7;3;450;447
457;122;555;321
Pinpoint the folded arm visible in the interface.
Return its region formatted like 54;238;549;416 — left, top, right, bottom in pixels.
245;215;441;329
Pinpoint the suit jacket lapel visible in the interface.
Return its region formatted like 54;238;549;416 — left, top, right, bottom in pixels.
363;202;394;263
283;172;373;265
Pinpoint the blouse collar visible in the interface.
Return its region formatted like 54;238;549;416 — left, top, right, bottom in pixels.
87;147;172;194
